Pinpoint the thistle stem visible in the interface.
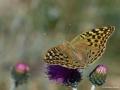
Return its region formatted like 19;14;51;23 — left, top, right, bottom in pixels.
10;78;16;90
72;87;77;90
91;85;96;90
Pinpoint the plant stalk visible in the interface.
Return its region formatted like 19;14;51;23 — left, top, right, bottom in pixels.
91;85;96;90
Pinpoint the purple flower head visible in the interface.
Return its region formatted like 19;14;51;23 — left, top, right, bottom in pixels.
11;63;30;87
46;65;82;87
89;64;108;86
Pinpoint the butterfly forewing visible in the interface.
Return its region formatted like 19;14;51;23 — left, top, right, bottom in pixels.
70;26;115;65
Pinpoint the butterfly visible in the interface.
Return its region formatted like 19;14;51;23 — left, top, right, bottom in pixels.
44;26;115;69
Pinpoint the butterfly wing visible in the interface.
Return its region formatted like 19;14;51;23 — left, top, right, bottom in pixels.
44;42;79;69
70;26;115;66
44;26;115;69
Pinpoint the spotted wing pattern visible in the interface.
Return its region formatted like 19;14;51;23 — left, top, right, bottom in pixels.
71;26;115;65
44;26;115;69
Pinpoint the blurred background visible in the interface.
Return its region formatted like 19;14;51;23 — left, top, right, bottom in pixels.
0;0;120;90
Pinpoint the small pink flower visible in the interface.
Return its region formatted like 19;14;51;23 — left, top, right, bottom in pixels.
96;65;108;75
15;63;30;74
11;63;30;87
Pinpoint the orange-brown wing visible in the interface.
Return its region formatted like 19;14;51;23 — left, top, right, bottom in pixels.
44;42;83;69
44;26;115;69
70;26;115;66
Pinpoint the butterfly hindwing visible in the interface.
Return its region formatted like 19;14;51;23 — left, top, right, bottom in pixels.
44;42;77;68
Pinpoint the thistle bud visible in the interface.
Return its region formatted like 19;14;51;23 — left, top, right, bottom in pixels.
89;64;108;86
11;63;30;87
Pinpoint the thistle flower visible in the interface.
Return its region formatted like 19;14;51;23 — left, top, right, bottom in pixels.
46;65;82;88
11;63;30;87
89;64;108;90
